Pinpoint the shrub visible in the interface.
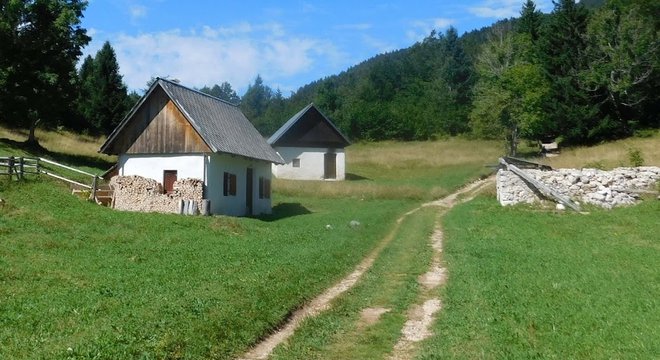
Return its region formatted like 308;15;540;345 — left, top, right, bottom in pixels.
627;147;644;167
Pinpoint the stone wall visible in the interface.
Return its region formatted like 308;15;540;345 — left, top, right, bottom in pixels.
497;166;660;209
110;175;204;214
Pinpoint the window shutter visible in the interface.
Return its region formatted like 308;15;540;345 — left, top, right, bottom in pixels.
258;177;264;199
223;172;228;196
230;174;237;195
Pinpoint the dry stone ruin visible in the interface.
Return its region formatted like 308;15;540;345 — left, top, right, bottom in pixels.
497;166;660;209
110;175;204;214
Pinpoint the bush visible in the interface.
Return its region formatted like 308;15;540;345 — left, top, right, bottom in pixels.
627;148;644;167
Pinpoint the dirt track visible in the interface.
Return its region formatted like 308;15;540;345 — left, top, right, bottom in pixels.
238;177;493;360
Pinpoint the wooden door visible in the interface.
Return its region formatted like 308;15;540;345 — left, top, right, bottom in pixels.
246;168;253;215
324;153;336;179
163;170;177;193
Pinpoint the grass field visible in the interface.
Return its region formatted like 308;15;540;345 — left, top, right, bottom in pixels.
0;179;413;358
1;126;658;359
271;207;438;359
417;196;659;359
1;129;500;358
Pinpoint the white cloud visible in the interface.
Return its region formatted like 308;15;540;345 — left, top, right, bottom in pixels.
129;4;147;21
407;18;455;42
103;23;344;93
469;0;552;19
361;34;396;53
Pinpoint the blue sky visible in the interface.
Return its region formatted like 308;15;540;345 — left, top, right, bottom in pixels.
81;0;553;95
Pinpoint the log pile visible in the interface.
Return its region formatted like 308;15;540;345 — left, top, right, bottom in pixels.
110;175;204;214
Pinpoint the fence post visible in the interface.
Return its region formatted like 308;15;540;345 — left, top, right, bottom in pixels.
18;157;24;180
36;158;40;175
8;156;14;180
90;175;98;202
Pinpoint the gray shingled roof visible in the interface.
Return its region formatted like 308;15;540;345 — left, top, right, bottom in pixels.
100;78;283;164
267;103;350;146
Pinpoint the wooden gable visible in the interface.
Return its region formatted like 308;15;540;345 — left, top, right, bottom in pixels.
272;106;349;148
107;86;211;154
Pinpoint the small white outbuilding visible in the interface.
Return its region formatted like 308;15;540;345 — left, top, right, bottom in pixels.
99;78;283;216
268;103;350;181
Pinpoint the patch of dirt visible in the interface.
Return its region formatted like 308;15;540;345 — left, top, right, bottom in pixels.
418;264;446;290
430;227;443;252
389;299;442;359
400;299;442;342
389;177;494;360
358;307;391;328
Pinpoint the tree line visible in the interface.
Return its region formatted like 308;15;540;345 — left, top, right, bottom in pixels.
239;0;657;154
0;0;657;152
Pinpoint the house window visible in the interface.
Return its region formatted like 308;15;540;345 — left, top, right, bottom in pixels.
223;172;237;196
259;177;271;199
163;170;177;194
292;158;300;168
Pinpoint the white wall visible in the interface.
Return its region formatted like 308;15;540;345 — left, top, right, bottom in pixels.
119;154;206;182
206;153;273;216
119;153;273;216
272;147;345;181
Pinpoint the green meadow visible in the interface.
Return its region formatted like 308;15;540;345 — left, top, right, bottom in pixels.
1;128;658;359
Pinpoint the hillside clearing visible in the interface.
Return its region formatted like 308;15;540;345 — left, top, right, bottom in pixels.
2;129;658;359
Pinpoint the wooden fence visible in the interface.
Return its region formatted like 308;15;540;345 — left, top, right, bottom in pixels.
0;156;40;180
1;156;105;203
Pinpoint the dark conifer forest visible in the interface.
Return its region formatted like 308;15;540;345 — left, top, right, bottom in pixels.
1;0;657;150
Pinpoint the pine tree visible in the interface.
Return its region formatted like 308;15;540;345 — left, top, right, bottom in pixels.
438;26;474;135
76;55;95;127
241;75;274;134
538;0;593;143
200;81;240;104
518;0;542;41
85;41;130;135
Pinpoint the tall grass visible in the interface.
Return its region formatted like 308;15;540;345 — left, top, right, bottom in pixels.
0;125;115;163
275;139;504;201
348;138;503;169
537;131;660;169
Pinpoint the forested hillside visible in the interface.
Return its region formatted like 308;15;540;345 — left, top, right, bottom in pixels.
0;0;656;153
233;0;658;152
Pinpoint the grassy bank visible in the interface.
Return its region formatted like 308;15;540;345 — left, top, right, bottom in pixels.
418;196;659;359
0;179;412;358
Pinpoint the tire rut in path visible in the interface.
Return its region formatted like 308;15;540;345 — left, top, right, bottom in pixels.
388;177;494;360
237;177;493;360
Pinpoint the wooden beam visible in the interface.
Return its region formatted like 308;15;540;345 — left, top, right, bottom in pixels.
40;170;92;189
499;158;581;212
39;157;98;178
503;156;552;170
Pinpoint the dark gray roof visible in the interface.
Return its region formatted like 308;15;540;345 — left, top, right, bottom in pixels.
267;103;350;147
100;78;283;164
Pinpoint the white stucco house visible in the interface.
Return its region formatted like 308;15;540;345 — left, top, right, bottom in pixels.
99;78;283;216
268;103;350;181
